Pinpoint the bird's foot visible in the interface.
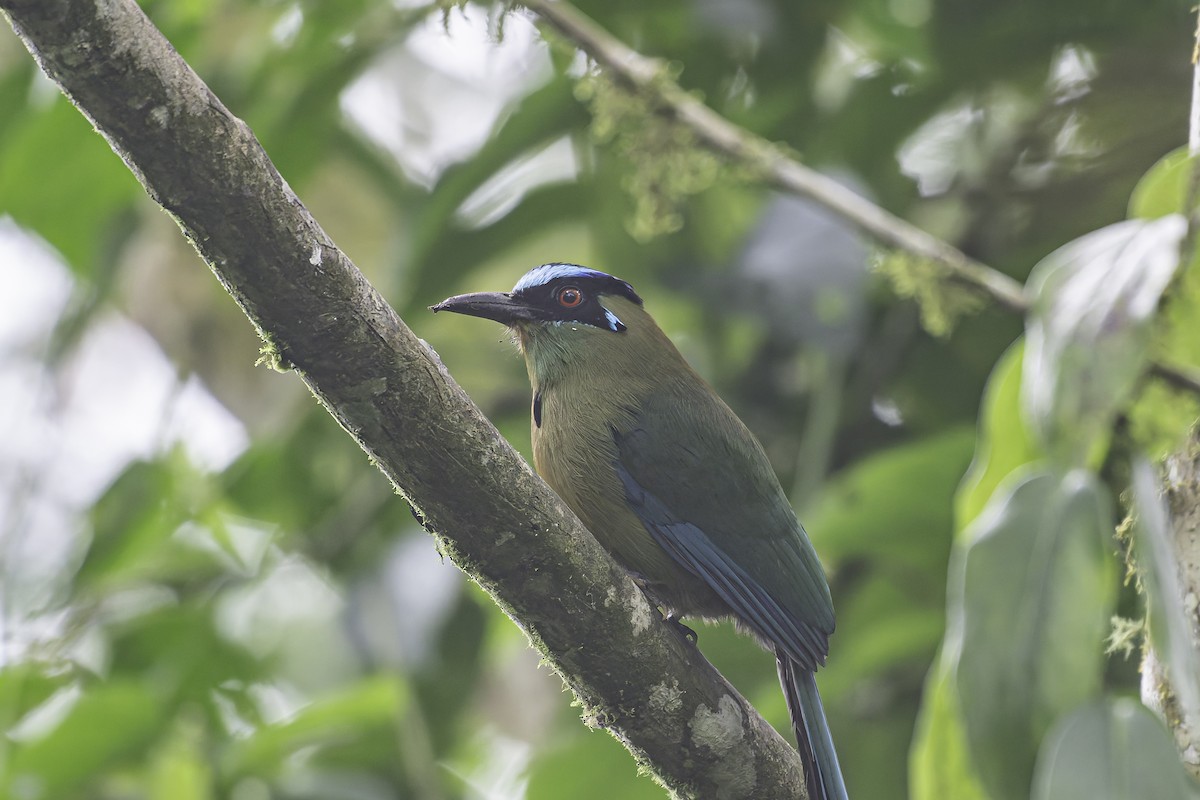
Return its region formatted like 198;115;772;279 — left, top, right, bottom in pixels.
665;613;698;645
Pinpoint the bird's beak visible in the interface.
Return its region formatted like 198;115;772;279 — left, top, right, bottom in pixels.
430;292;542;326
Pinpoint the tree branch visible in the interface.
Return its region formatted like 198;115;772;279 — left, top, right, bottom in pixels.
0;0;808;797
521;0;1200;397
1145;441;1200;781
1140;8;1200;780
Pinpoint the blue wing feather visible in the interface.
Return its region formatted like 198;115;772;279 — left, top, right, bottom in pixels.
613;431;846;798
614;459;829;670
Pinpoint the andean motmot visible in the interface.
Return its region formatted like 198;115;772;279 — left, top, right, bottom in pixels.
432;263;847;800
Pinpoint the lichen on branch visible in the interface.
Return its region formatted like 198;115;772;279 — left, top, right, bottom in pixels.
575;70;723;240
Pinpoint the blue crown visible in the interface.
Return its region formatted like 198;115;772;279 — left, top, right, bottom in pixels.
512;263;619;293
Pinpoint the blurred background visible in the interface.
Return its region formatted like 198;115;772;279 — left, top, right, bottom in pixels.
0;0;1192;798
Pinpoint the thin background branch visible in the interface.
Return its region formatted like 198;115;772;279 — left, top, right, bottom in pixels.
520;0;1200;396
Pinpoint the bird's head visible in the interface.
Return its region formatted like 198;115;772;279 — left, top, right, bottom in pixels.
432;263;651;385
432;263;642;334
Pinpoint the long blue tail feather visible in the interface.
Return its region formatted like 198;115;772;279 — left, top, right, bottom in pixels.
777;648;848;800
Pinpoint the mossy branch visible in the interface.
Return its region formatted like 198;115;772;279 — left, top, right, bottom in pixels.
0;0;809;796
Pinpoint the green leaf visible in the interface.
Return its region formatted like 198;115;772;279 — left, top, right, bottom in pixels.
1024;216;1186;464
80;460;186;587
5;681;167;797
1130;150;1200;456
807;427;976;572
0;97;139;275
799;428;975;709
525;729;665;800
954;469;1116;800
222;675;407;779
78;456;233;591
107;601;266;704
150;718;214;800
412;592;488;756
1129;147;1198;220
912;340;1036;796
1032;699;1195;800
0;664;77;734
1132;459;1200;726
955;339;1040;535
911;344;1039;800
823;576;945;697
909;658;988;800
0;60;36;147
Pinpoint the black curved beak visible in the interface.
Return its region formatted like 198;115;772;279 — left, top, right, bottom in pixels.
430;292;542;326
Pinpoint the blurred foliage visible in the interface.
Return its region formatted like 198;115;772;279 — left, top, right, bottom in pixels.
873;250;984;338
955;469;1115;800
2;0;1199;798
1023;214;1186;465
1031;699;1197;800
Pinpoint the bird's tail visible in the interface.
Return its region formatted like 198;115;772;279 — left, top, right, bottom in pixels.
776;647;848;800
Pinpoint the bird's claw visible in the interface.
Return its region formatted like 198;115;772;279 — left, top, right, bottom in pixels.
665;614;698;645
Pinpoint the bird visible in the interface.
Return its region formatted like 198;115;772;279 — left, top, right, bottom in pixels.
432;263;846;800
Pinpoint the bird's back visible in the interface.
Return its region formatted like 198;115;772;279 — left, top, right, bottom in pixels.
527;299;833;653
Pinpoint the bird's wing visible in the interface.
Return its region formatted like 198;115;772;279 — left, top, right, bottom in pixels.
611;387;834;671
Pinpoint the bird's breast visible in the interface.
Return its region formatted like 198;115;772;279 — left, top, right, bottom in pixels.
530;385;634;536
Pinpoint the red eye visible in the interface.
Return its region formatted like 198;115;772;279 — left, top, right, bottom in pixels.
557;286;584;308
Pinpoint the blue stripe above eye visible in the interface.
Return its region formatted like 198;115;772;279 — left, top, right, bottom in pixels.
512;263;616;293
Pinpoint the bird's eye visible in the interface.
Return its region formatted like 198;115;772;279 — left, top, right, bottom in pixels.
557;286;584;308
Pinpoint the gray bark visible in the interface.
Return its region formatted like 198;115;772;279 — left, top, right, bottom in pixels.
1144;441;1200;781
